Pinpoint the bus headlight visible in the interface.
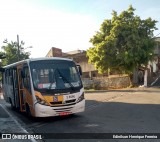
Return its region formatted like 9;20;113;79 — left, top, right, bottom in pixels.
77;93;85;103
36;96;49;106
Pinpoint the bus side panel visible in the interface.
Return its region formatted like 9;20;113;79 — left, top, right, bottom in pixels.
25;88;35;115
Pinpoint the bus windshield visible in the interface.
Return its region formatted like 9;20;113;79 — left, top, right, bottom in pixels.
30;60;82;91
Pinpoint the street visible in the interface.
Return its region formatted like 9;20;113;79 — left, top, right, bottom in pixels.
1;87;160;142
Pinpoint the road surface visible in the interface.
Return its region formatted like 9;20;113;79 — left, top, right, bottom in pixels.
1;87;160;142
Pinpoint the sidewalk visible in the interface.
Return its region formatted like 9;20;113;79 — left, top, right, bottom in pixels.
0;93;35;142
84;86;148;93
84;86;160;104
0;105;27;134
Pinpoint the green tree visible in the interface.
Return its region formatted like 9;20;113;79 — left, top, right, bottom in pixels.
1;40;31;66
0;52;6;59
87;5;157;83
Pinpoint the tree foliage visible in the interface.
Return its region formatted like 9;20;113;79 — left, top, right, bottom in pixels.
0;52;6;59
1;40;31;66
87;5;157;74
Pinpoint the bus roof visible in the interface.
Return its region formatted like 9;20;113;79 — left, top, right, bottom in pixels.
3;57;73;68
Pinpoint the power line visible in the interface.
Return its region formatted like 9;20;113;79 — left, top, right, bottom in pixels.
155;32;160;37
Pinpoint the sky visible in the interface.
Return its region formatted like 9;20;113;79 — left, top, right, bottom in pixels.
0;0;160;58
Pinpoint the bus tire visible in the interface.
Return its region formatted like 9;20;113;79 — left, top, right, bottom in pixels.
26;104;36;121
16;96;20;111
26;104;32;118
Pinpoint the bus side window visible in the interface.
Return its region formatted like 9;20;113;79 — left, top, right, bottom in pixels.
9;69;13;86
23;67;31;94
5;69;9;84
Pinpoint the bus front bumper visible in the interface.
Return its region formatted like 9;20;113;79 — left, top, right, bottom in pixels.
34;99;85;117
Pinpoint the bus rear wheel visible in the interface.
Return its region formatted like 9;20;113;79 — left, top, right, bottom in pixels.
10;98;16;110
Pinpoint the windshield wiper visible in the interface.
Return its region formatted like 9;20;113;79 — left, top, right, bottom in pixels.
56;68;75;90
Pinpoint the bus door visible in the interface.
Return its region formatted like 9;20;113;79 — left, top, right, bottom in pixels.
17;66;26;112
12;68;20;109
22;65;33;114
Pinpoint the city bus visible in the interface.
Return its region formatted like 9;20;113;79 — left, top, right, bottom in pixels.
0;57;85;117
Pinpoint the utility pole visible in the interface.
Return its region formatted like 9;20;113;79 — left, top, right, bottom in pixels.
17;35;20;61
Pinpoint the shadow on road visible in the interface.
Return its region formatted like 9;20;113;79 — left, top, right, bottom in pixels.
4;98;160;141
6;99;160;131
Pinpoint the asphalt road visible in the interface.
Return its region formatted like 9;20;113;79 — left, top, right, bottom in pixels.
1;87;160;142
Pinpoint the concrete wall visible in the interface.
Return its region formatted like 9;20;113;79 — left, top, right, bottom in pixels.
83;75;131;90
79;61;95;72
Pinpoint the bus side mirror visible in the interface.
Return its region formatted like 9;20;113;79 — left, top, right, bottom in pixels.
77;65;82;76
0;68;5;72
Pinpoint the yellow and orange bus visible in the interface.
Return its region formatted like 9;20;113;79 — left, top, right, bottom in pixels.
1;57;85;117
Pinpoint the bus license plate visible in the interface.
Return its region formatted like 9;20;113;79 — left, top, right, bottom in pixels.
64;94;76;101
59;112;71;116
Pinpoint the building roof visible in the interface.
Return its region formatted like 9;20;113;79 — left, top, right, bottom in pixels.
65;50;86;55
154;37;160;42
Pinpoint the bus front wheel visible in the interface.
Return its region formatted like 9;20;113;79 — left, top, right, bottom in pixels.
26;104;32;118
